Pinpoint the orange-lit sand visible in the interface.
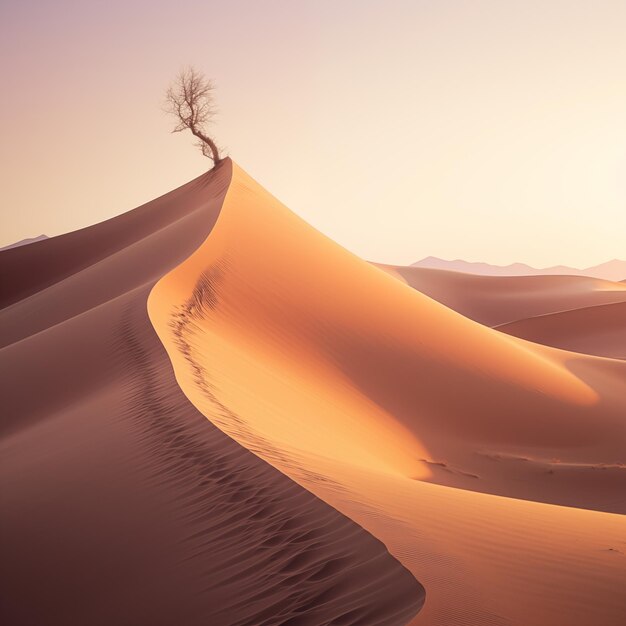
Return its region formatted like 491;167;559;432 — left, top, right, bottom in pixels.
150;163;626;626
374;263;626;327
1;160;422;625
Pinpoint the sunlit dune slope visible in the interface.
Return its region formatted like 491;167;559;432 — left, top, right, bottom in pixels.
498;300;626;360
0;159;423;626
374;263;626;327
150;163;626;626
151;164;626;513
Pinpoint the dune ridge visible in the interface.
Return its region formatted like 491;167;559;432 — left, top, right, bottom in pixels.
374;263;626;327
497;300;626;360
1;159;423;626
150;162;626;626
0;234;48;251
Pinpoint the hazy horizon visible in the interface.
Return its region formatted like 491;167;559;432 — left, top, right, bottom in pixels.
2;0;625;267
414;255;625;268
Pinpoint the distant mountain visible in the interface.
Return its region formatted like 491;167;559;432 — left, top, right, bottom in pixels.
0;235;48;251
412;256;626;282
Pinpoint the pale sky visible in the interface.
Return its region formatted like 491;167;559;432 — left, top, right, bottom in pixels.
1;0;625;267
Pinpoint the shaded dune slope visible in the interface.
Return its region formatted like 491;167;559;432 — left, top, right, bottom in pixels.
0;160;423;626
374;263;626;327
150;163;626;626
497;300;626;360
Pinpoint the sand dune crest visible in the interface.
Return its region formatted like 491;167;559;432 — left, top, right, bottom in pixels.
1;160;423;626
149;162;626;625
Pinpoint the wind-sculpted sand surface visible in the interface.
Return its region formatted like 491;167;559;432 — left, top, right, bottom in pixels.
0;160;422;626
150;163;626;625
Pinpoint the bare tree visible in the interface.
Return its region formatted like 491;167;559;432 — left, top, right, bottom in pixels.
165;66;222;165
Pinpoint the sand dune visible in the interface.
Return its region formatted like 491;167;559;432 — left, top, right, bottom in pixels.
150;163;626;625
374;263;626;327
4;158;624;626
0;234;48;251
0;160;422;626
498;300;626;360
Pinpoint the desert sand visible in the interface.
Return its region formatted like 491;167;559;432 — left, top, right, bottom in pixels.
149;163;626;626
0;160;422;625
3;159;624;626
497;301;626;360
0;234;48;251
374;263;626;327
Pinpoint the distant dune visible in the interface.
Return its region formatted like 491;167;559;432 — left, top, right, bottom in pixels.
149;163;626;626
0;234;48;251
498;300;626;360
0;160;422;626
413;255;626;281
373;263;626;326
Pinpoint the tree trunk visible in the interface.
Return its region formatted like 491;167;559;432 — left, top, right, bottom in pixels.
190;127;221;165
